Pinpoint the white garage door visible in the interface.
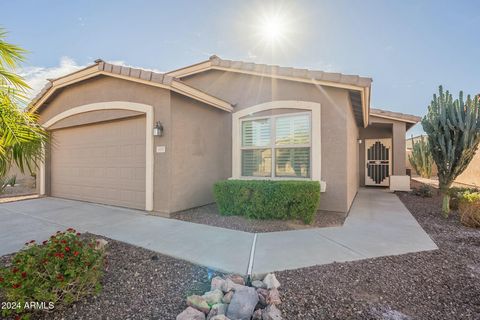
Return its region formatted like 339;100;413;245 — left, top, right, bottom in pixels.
50;116;146;209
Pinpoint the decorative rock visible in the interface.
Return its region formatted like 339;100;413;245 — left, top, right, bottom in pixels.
263;273;280;289
227;274;245;286
226;286;259;320
210;315;230;320
95;239;108;251
187;295;210;314
211;276;226;291
251;280;266;289
257;288;269;306
222;278;241;293
222;291;234;304
252;309;263;320
177;306;206;320
203;289;224;305
207;303;227;320
267;288;281;305
262;305;283;320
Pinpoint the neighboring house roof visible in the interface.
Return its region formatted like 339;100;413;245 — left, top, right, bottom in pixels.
29;59;233;113
370;108;421;130
167;55;372;127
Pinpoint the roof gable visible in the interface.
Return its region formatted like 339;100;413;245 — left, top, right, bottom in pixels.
167;55;372;127
29;60;233;113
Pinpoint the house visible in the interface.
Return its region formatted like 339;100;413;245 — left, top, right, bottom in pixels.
30;55;420;214
407;134;480;187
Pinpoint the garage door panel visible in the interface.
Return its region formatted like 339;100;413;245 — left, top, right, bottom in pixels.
50;117;146;209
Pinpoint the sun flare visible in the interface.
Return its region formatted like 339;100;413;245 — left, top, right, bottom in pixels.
259;14;286;43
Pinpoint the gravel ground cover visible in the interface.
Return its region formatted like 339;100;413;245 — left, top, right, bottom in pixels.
169;203;346;233
2;184;478;319
275;187;480;319
0;235;223;320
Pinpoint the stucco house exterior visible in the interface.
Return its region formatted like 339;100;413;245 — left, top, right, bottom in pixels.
30;55;420;214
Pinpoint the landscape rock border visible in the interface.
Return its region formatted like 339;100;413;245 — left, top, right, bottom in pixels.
177;273;283;320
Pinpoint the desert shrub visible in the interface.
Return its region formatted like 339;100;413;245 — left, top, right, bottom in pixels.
447;187;479;210
458;191;480;228
412;184;433;198
0;229;105;319
7;175;16;187
213;180;320;224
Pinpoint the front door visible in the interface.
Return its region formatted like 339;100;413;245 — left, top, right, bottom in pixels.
365;138;392;187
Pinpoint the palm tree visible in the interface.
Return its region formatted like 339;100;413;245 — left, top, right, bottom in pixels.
0;28;47;178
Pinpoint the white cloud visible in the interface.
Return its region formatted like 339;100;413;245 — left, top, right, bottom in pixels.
20;57;164;99
20;56;86;98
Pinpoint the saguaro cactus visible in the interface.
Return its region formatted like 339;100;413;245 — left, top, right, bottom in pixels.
422;86;480;216
408;135;433;178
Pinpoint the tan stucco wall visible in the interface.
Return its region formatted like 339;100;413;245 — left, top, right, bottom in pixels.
346;98;359;209
6;164;35;188
392;121;407;175
169;93;231;212
453;149;480;187
37;76;172;213
182;70;359;212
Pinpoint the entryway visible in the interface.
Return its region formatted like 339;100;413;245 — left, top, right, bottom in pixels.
365;138;392;187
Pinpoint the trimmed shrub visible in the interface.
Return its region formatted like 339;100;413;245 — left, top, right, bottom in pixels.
213;180;320;224
412;184;433;198
458;191;480;228
0;229;105;319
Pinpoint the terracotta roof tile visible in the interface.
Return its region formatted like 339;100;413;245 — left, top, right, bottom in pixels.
370;108;421;123
202;55;372;88
29;59;232;111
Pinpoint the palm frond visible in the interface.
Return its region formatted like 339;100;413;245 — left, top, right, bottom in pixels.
0;28;27;69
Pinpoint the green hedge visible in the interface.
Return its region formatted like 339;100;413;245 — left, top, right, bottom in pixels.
213;180;321;224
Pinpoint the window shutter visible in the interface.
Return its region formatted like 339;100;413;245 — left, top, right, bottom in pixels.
242;119;271;147
241;149;272;176
275;115;310;145
275;148;310;178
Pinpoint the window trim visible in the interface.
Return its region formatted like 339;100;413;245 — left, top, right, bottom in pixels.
240;112;312;178
232;101;321;181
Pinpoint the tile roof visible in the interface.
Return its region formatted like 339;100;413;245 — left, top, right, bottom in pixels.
29;59;232;112
370;108;422;123
171;55;373;88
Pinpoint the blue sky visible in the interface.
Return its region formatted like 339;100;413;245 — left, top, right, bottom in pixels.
2;0;479;136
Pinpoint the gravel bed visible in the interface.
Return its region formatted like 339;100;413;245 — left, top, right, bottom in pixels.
0;235;223;320
169;203;346;233
0;185;36;198
275;187;480;319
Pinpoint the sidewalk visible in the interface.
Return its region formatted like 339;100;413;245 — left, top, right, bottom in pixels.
0;188;437;275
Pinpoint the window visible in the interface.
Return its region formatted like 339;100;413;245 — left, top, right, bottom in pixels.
241;113;311;178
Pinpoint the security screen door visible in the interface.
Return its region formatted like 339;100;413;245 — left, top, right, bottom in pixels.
365;138;392;186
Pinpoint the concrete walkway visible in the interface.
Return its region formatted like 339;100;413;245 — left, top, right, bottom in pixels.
0;189;437;275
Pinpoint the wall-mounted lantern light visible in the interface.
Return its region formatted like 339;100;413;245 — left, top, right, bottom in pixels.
153;121;164;137
357;139;363;144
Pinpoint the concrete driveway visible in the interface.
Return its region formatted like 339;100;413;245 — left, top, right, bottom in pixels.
0;189;438;275
0;198;254;274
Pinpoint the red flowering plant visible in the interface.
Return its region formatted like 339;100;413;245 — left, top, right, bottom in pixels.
0;229;105;319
